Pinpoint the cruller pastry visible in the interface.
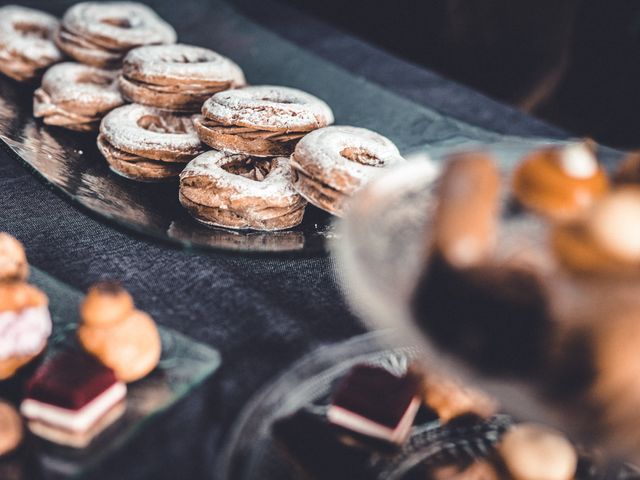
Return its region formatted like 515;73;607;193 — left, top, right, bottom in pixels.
34;62;125;132
55;2;177;69
98;103;205;181
291;126;405;217
179;150;307;231
120;44;246;112
0;6;63;82
512;142;608;220
194;85;334;156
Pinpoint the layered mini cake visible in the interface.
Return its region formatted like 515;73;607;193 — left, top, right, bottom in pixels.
21;351;126;448
327;364;421;446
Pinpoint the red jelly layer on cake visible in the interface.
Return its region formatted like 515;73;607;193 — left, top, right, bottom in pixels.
25;351;119;410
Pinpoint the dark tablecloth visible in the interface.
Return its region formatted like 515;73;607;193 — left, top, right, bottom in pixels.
0;1;568;478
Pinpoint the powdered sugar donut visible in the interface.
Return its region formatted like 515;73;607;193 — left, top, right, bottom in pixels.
291;126;405;216
120;44;246;112
0;6;63;82
56;2;177;69
34;62;125;132
179;150;307;231
194;85;334;157
98;103;205;181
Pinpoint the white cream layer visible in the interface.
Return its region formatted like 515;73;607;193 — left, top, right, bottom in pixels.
21;382;126;433
0;305;52;360
327;396;420;444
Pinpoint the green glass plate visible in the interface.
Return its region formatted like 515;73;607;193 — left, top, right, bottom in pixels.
0;268;221;480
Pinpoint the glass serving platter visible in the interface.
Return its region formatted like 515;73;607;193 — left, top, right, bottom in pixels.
0;0;600;256
0;268;221;480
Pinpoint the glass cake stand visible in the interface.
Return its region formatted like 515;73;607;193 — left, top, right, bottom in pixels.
329;141;640;456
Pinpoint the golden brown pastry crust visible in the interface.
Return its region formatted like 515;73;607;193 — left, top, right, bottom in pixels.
0;400;23;456
498;423;577;480
78;309;161;383
552;187;640;276
80;281;134;327
432;151;501;268
513;144;608;220
0;233;28;282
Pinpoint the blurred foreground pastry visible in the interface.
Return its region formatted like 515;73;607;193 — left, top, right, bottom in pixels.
0;233;52;381
179;151;307;231
0;5;63;82
412;152;552;375
498;423;578;480
291;126;405;216
55;1;176;68
512;142;608;220
34;62;125;131
0;400;22;456
78;281;161;382
552;187;640;275
120;44;246;112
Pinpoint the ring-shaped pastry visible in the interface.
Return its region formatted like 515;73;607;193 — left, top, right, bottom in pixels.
98;104;205;181
34;62;125;131
55;2;176;68
291;126;405;216
0;6;63;81
179;150;307;231
120;44;246;112
194;85;334;157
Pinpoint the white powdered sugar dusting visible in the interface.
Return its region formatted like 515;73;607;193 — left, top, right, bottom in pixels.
203;85;334;131
0;6;62;66
63;2;176;49
41;62;123;108
559;143;599;179
180;150;299;200
124;44;246;84
100;103;202;152
293;125;405;189
0;305;52;360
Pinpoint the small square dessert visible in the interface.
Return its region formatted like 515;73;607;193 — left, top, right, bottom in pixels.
20;351;126;448
327;364;421;446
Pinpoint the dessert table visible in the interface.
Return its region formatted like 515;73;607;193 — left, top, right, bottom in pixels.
0;0;573;478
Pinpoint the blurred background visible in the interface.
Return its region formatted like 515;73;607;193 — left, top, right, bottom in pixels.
245;0;640;150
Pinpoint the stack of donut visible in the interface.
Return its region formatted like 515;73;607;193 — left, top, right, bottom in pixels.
0;1;407;231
